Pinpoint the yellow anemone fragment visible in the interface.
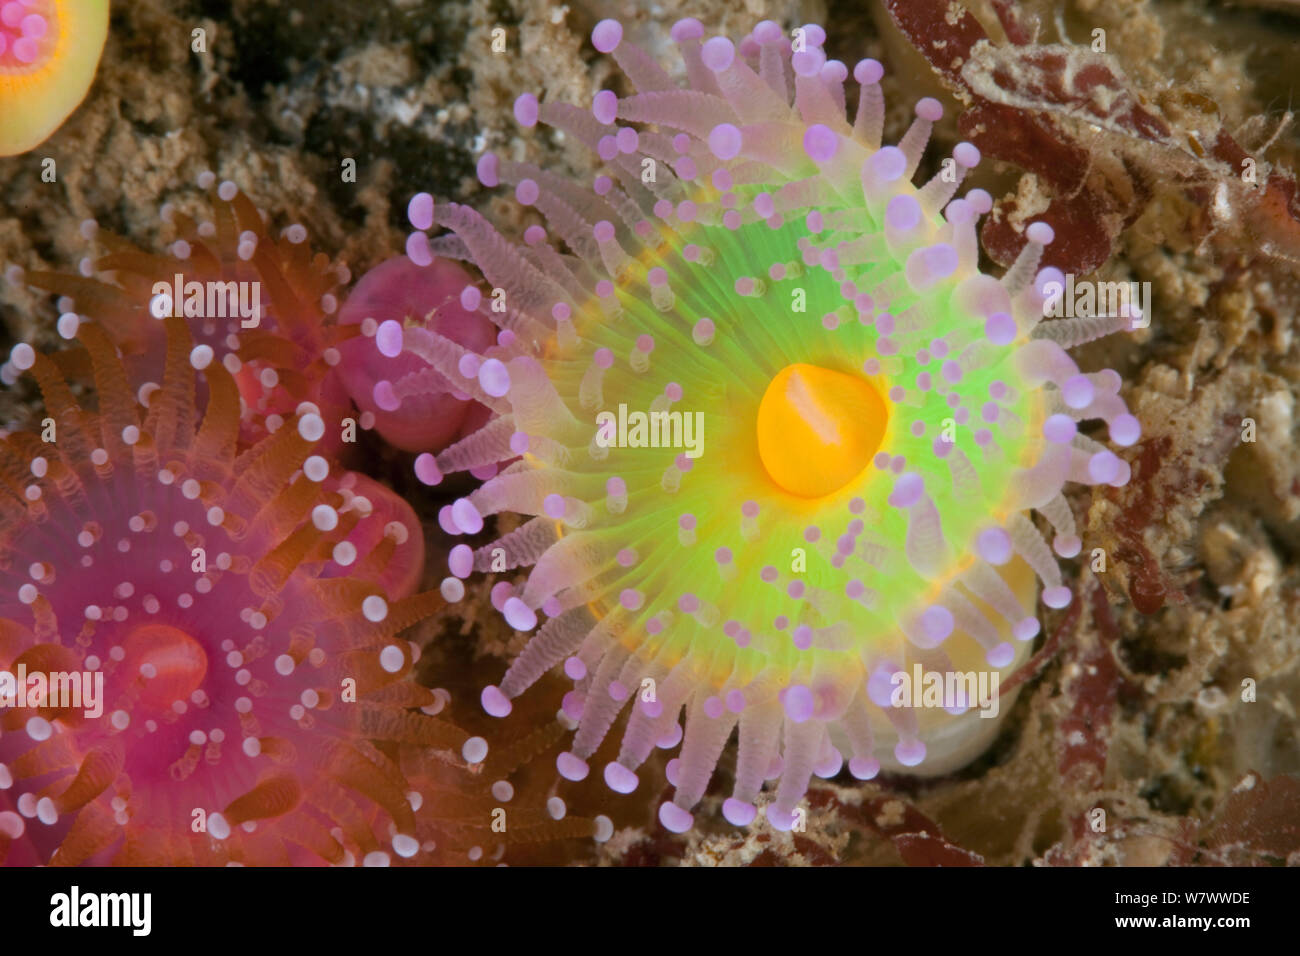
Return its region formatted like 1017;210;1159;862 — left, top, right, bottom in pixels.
0;0;109;156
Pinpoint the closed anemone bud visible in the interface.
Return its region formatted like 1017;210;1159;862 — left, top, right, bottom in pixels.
335;256;497;454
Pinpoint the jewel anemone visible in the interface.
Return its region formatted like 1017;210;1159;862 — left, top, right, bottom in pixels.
9;174;357;453
0;0;108;156
383;17;1141;832
394;704;615;863
0;320;483;866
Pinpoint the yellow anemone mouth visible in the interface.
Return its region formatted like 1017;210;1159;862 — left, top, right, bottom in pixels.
756;362;888;499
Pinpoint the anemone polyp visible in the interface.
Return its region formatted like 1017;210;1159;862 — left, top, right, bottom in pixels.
335;254;496;454
12;174;356;452
388;17;1141;832
0;0;108;156
0;320;468;866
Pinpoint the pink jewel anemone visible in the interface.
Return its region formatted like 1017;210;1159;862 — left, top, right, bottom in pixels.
11;174;357;453
0;320;472;866
383;17;1141;832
